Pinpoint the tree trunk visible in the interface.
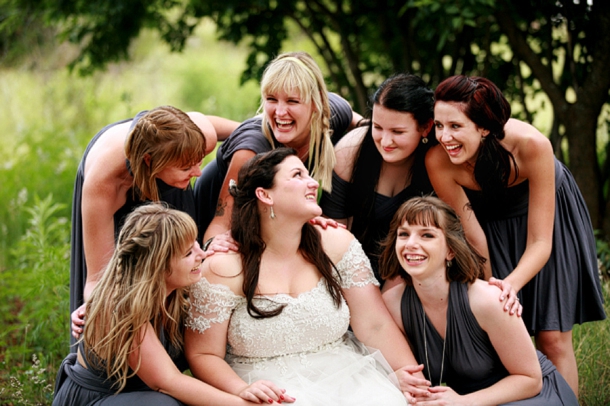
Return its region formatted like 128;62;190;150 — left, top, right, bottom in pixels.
564;105;602;229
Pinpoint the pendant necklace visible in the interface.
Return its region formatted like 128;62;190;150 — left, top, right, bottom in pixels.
422;304;447;386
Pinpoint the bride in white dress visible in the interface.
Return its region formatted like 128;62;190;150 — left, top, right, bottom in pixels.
184;148;431;405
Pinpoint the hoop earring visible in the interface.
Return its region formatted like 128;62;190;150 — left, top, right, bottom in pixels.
421;137;429;144
270;206;276;220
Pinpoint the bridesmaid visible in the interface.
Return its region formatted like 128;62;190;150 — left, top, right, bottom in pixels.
380;196;578;405
425;75;606;396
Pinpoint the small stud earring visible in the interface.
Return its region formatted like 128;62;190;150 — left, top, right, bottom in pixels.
270;206;276;220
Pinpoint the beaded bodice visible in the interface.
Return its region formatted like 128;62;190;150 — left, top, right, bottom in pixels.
186;239;379;360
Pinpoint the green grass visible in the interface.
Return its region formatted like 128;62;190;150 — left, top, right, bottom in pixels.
1;20;609;406
573;279;610;405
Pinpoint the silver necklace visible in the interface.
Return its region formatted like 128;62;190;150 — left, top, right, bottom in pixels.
422;304;446;386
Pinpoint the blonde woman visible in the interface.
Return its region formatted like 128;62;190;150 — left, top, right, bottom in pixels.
70;106;238;340
194;52;361;251
54;204;262;405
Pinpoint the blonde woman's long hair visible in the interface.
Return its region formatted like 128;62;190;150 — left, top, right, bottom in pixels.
124;105;206;201
82;203;198;393
259;52;335;192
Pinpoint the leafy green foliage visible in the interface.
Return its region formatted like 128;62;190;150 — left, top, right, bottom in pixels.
0;10;608;404
0;195;69;405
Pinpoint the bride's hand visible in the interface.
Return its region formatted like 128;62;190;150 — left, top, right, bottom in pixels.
238;380;296;404
395;364;431;403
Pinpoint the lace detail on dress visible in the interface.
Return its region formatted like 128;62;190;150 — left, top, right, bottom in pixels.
227;279;350;359
336;239;380;289
186;277;245;334
185;239;376;360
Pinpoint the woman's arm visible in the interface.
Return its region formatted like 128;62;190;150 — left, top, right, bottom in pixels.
490;120;555;298
457;281;542;405
206;116;241;142
185;318;292;403
184;317;278;402
81;181;119;300
203;149;257;245
381;276;407;335
344;277;430;400
425;145;492;279
131;322;252;405
184;256;294;404
81;134;132;300
348;111;365;132
320;127;368;227
187;113;240;153
321;227;429;399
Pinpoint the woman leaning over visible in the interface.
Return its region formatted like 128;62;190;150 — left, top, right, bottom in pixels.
70;106;238;335
425;75;606;397
321;73;436;282
54;204;254;405
380;196;577;405
194;51;361;250
185;148;430;405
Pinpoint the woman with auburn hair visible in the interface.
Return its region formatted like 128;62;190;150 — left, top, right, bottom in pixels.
70;106;238;342
425;75;605;397
194;51;361;252
54;204;257;405
380;196;577;405
185;148;430;405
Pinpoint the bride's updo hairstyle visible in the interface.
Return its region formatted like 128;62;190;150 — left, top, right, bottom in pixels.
229;148;343;318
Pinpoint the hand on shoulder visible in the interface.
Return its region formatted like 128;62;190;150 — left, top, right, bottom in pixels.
316;224;355;263
333;126;368;181
468;279;519;324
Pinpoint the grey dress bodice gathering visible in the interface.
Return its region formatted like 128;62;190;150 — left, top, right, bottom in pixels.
400;281;578;405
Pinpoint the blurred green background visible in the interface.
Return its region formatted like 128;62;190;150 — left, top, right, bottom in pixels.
0;17;608;406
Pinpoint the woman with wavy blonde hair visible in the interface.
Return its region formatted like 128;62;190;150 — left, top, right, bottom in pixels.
55;204;257;405
194;51;362;252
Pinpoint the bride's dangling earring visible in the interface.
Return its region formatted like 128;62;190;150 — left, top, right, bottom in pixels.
270;206;276;220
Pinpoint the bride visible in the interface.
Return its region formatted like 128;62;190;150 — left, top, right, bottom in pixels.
184;148;430;405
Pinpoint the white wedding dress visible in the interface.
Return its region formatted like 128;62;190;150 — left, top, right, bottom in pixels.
187;239;407;405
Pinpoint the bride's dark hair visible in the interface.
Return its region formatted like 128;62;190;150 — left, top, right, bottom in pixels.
230;148;343;318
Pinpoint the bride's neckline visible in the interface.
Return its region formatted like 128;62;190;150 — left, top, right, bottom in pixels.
256;278;325;300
